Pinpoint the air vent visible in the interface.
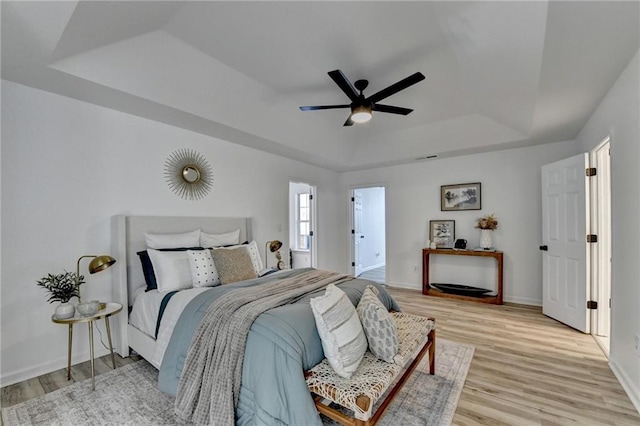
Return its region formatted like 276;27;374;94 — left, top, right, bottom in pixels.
415;154;438;161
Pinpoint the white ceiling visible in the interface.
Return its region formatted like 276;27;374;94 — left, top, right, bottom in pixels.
2;1;638;171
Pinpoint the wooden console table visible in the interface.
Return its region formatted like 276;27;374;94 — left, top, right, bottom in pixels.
422;248;503;304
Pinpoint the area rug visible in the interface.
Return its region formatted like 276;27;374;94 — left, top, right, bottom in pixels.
2;339;474;426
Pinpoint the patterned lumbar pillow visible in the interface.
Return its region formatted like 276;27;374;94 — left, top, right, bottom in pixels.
356;285;399;363
187;249;220;287
309;284;368;379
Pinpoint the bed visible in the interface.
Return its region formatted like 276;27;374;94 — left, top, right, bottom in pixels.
110;215;400;425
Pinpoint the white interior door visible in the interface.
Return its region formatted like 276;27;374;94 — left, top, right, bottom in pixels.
541;153;590;333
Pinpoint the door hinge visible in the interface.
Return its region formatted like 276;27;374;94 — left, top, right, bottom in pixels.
309;194;313;200
586;167;597;176
351;229;355;234
609;298;611;308
587;234;598;243
351;197;355;202
587;300;598;309
309;231;314;237
352;262;355;267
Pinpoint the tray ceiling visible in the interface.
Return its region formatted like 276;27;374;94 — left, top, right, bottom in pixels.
2;1;638;171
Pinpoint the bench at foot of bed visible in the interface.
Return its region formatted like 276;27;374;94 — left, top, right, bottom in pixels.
305;312;436;426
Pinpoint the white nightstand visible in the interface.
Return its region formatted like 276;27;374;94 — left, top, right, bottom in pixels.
51;302;123;391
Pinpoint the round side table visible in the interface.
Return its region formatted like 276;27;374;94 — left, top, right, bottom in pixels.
52;302;123;391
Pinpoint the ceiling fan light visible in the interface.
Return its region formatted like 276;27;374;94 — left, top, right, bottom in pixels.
351;105;372;123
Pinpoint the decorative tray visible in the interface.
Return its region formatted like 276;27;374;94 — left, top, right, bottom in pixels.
430;283;493;297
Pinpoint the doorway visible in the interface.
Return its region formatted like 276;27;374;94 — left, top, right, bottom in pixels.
350;186;386;283
289;181;316;269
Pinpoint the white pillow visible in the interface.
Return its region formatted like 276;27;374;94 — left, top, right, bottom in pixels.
147;249;193;292
187;249;220;287
309;284;368;379
145;230;200;249
218;240;263;275
245;240;264;273
200;229;241;247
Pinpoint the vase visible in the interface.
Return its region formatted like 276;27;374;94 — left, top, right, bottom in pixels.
55;302;75;319
479;229;493;249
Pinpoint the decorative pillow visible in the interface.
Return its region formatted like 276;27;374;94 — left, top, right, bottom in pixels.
200;229;241;248
210;246;258;284
147;249;194;293
244;240;264;274
137;247;204;291
187;249;220;287
309;284;367;379
145;230;200;249
217;240;263;275
356;285;399;363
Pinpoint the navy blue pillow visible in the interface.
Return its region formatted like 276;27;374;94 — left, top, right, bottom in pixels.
137;247;205;291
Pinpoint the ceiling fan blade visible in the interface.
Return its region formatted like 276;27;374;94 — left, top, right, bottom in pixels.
300;104;350;111
343;115;354;126
328;70;360;103
373;104;414;115
366;72;425;104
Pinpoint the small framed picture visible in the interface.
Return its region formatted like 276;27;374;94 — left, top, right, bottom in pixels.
429;220;455;248
441;182;481;211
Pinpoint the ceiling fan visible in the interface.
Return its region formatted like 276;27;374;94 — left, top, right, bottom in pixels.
299;70;425;126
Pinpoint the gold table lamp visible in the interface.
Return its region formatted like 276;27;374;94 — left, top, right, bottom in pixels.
76;255;116;302
265;240;285;270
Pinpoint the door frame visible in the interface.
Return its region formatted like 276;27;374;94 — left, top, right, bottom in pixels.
348;184;387;279
590;137;612;352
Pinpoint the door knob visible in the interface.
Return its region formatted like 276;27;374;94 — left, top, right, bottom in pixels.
360;235;365;239
539;245;548;251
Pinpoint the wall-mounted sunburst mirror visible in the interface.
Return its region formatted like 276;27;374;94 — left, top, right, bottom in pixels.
164;148;213;200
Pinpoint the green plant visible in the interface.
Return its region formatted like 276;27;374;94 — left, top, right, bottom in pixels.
36;271;85;303
475;214;499;230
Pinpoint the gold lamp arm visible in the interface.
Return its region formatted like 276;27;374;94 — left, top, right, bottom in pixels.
76;255;98;303
75;254;116;303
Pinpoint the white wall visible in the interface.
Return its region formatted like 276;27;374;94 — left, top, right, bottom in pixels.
0;81;342;385
340;141;577;304
575;50;640;412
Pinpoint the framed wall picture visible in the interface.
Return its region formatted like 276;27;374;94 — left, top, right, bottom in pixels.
441;182;481;211
429;220;455;248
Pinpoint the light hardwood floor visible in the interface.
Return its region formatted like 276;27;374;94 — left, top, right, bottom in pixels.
2;290;639;425
389;287;640;425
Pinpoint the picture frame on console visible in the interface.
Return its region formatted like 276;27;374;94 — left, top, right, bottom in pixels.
441;182;481;211
429;220;455;248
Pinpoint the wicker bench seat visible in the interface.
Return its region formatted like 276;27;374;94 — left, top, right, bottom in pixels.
306;312;436;426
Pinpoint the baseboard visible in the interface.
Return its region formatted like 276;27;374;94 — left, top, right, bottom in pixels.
610;359;640;414
386;281;421;290
360;262;385;273
503;296;541;306
0;346;110;387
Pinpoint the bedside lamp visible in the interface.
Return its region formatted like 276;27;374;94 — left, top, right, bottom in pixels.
265;240;284;270
76;255;116;302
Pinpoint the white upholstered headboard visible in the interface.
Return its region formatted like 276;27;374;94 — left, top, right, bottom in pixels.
110;215;252;356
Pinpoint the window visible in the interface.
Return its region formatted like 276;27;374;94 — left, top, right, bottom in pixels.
297;193;310;250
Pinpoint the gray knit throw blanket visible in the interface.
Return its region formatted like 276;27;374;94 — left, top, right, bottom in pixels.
175;269;352;425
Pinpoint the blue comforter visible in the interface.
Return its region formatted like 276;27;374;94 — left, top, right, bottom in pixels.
158;268;399;425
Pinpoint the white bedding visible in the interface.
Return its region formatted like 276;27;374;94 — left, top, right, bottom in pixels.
129;286;209;366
